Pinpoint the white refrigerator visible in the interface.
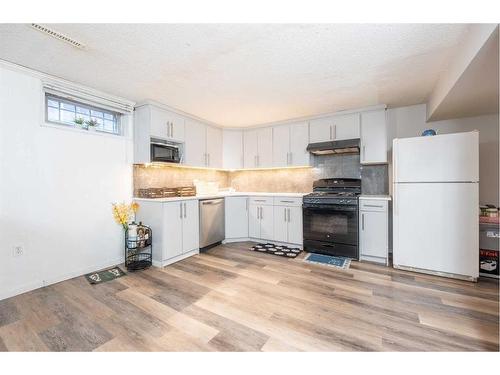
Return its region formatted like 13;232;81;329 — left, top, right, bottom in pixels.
393;131;479;281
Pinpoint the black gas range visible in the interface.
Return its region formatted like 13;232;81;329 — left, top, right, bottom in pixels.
303;178;361;259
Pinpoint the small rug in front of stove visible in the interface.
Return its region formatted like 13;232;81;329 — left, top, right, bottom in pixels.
303;253;351;270
250;243;302;258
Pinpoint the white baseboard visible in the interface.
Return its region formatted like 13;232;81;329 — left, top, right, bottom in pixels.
152;249;199;268
0;257;123;302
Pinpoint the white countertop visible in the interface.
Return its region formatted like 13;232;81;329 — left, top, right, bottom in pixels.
359;195;392;201
134;191;308;202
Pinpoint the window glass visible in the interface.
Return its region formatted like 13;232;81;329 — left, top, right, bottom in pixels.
45;94;121;135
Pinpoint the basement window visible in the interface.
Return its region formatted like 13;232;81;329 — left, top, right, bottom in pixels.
45;94;121;135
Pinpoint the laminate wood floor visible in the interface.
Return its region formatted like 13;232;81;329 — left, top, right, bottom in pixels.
0;242;498;351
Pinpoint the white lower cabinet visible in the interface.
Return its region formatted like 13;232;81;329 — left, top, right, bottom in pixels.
249;199;274;240
225;196;249;239
273;203;303;245
136;199;199;266
359;198;389;265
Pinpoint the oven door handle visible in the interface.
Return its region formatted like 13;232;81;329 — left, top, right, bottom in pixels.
303;205;358;212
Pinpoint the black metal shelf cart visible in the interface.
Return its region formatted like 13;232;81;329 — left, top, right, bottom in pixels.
125;223;152;271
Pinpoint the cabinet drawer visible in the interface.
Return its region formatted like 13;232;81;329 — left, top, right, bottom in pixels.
273;197;303;206
359;199;388;212
249;196;274;206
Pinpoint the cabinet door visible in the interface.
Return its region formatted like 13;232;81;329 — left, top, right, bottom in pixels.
206;126;222;168
150;106;185;141
182;200;200;253
244;130;258;168
289;122;310;166
272;125;290;168
149;105;169;139
169;112;185;142
360;210;387;259
223;130;243;169
259;204;274;240
360;110;387;164
273;206;288;242
333;113;360;140
257;127;273;168
309;117;333;143
248;203;261;238
287;206;303;245
184;119;207;167
225;197;248;239
163;202;184;260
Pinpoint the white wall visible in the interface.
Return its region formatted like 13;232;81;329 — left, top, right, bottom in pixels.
387;104;499;206
0;65;133;300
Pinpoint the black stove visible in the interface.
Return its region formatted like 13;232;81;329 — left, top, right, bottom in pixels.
303;178;361;259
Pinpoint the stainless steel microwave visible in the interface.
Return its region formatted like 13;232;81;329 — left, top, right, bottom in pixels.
150;138;181;163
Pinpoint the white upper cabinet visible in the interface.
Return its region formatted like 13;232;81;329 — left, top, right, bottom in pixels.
273;122;310;167
333;113;360;140
244;128;273;168
309;117;333;143
150;105;185;141
272;125;290;168
184;119;207;166
223;129;243;169
289;122;310;166
257;127;273;168
206;125;223;168
243;129;259;168
360;109;387;164
309;113;360;143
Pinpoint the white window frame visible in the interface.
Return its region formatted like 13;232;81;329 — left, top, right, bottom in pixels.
45;93;122;135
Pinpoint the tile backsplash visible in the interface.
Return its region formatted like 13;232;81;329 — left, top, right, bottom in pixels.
133;155;388;195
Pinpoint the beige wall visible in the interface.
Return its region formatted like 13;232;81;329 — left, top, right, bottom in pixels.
387;104;499;205
133;165;315;194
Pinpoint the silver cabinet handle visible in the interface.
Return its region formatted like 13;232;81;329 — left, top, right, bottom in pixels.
363;145;366;160
245;198;248;211
256;206;260;219
179;202;182;219
280;200;295;203
166;122;170;137
260;206;263;220
183;202;187;218
170;123;174;138
253;199;266;202
284;207;287;222
329;125;332;140
333;124;336;140
362;213;365;230
287;208;291;222
364;204;384;208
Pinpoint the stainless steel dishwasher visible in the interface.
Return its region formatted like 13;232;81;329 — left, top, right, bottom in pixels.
199;198;225;250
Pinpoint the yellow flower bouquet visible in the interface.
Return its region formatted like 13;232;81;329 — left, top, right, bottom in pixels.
112;202;140;230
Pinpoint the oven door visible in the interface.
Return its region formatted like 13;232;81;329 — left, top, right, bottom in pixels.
150;142;180;163
303;203;358;246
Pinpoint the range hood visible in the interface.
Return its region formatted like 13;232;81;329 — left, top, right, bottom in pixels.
306;138;360;155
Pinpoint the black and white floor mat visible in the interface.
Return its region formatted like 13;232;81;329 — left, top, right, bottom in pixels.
250;243;302;258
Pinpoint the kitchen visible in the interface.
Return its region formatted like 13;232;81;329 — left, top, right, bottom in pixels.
0;20;498;361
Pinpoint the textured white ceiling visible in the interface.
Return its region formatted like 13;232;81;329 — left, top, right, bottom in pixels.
0;24;469;127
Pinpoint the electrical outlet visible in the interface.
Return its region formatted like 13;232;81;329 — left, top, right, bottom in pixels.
13;245;24;257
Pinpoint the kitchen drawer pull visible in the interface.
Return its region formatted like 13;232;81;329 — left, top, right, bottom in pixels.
364;204;384;208
280;200;295;203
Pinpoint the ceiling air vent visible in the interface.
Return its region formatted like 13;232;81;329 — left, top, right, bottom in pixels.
30;23;86;49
